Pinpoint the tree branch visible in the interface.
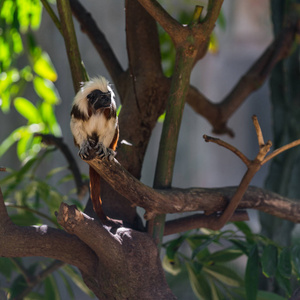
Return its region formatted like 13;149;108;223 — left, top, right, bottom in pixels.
69;0;124;92
186;18;298;136
164;210;249;236
86;158;300;223
137;0;187;45
0;187;97;275
57;0;87;92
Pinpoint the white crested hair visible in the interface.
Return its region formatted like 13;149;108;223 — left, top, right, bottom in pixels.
72;76;115;118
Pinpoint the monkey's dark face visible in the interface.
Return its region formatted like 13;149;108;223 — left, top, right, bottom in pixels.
87;89;111;112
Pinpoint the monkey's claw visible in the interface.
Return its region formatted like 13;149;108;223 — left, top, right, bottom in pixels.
95;142;116;161
79;141;94;160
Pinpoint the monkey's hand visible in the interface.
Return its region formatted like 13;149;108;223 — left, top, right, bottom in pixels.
94;142;116;161
78;139;96;160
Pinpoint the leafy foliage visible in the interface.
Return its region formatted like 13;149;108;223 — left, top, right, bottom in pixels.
163;222;299;299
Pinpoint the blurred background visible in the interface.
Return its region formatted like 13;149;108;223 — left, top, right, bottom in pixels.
0;0;276;299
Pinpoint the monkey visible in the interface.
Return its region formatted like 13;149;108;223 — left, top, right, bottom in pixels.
70;76;119;222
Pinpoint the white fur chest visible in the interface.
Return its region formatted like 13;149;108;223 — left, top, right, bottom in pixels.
85;113;116;148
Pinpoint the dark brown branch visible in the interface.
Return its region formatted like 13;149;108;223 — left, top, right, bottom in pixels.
0;187;97;275
69;0;124;92
186;18;299;136
86;158;300;223
137;0;187;45
164;211;249;236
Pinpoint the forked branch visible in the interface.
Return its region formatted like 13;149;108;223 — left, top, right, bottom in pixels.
203;115;300;230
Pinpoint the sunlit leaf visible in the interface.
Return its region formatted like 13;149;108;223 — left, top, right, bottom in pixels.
33;52;57;82
158;111;166;123
14;97;41;123
33;77;60;104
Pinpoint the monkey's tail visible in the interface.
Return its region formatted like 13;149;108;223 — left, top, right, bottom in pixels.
89;166;107;221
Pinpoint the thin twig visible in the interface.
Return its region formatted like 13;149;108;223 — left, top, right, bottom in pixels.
252;115;265;147
40;0;62;34
164;211;249;236
262;139;300;165
14;260;65;300
203;134;251;166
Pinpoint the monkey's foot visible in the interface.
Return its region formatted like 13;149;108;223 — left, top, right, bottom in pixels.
94;142;116;161
78;140;95;160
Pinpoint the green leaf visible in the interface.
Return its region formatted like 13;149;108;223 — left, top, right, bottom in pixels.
204;265;243;287
261;245;277;278
291;245;300;279
33;76;60;104
278;248;291;279
275;270;291;296
191;234;220;259
62;265;94;297
33;52;57;82
44;275;60;300
256;290;285;300
165;234;188;261
205;248;244;264
14;97;41;123
0;258;16;279
158;111;166;123
186;262;211;300
245;244;259;300
162;254;182;275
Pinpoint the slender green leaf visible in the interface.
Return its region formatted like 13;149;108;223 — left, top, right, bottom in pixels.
205;248;244;264
33;52;57;81
204;265;243;287
0;258;16;279
44;275;60;300
14;97;41;123
186;262;211;300
33;76;60;104
192;234;219;259
245;244;259;300
261;245;278;278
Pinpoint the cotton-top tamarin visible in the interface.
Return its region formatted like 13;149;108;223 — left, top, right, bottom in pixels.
70;76;119;221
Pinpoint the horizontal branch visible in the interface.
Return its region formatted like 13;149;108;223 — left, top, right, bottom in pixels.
0;188;97;275
87;158;300;223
